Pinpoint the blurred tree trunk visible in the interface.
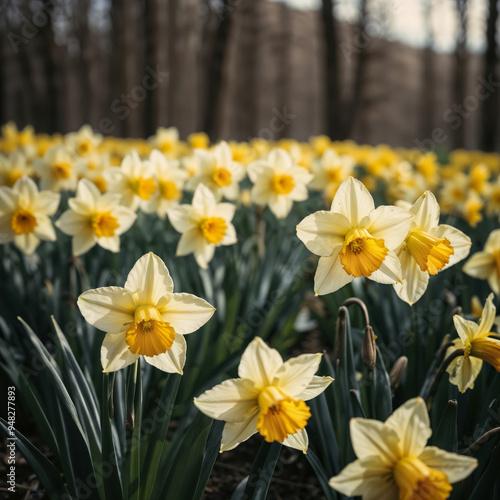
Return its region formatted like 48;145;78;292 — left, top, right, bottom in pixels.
276;2;291;140
454;0;468;148
144;0;155;136
204;0;233;140
321;0;341;139
481;0;499;151
110;0;124;136
166;0;178;128
75;0;91;128
420;0;435;139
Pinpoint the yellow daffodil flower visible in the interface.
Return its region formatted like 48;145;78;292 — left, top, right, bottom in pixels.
140;149;187;219
187;141;245;201
393;191;471;305
65;125;102;157
168;183;237;269
446;294;500;392
148;126;180;158
56;179;136;256
0;151;34;187
248;148;312;219
34;144;78;192
77;252;215;373
194;337;333;453
104;151;156;211
0;176;59;255
463;229;500;294
296;177;414;295
329;397;477;499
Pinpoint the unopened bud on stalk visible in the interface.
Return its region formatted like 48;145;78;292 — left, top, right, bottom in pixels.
361;325;377;369
390;356;408;391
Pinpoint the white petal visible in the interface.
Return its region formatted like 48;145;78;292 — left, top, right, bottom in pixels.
97;235;120;253
194;242;215;269
453;315;478;344
56;210;89;236
33;216;56;241
77;286;135;334
368;250;403;285
32;191;60;215
159;292;215;334
418;446;478;483
238;337;283;389
349;418;399;464
13;176;38;202
393;245;429;305
176;229;202;256
330;177;375;226
101;332;139;372
113;206;137;234
463;252;495;279
268;148;293;170
476;293;496;338
192;183;217;215
213;202;236;222
314;249;353;296
124;252;174;305
363;205;414;250
484;229;500;254
329;456;397;499
168;205;199;232
73;230;97;256
446;354;483;393
273;353;323;397
14;232;39;255
385;397;431;457
296;211;349;257
220;410;259;452
143;333;186;374
282;428;309;453
76;179;99;209
295;376;334;401
221;222;237;246
410;191;440;232
194;378;259;422
268;195;293;219
0;187;17;212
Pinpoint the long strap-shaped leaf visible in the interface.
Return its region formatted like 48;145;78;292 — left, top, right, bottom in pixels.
0;418;70;499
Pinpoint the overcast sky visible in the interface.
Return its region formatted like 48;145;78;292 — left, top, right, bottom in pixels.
274;0;488;53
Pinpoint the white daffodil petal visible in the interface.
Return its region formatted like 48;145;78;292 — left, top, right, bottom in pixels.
453;315;478;344
192;183;217;215
124;252;174;305
410;191;440;232
273;353;323;397
282;428;309;453
56;210;89;236
167;205;199;232
73;230;97;256
238;337;283;389
349;418;400;465
331;176;375;226
364;205;414;250
385;397;431;457
484;229;500;254
476;293;496;338
97;235;120;253
220;410;259;452
144;333;186;374
368;250;402;285
314;248;353;296
101;332;139;373
393;246;429;306
14;233;39;255
296;211;350;257
159;292;215;335
33;216;56;241
78;286;135;334
176;229;202;257
463;252;495;279
418;446;478;483
446;355;483;393
194;378;259;422
295;376;334;401
430;224;471;268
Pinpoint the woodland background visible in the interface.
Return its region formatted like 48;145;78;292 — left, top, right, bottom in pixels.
0;0;499;151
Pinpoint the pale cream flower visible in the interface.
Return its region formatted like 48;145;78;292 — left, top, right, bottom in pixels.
187;141;245;201
104;151;156;211
446;294;500;392
77;252;215;373
0;176;59;255
393;191;471;305
463;229;500;294
65;125;102;157
329;398;477;499
194;337;333;453
56;179;136;256
168;184;237;269
141;150;187;219
248;148;312;219
148;127;180;158
296;177;414;296
33;144;78;192
0;151;34;187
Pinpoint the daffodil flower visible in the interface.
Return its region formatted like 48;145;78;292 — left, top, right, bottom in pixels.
248;148;312;219
187;141;245;201
463;229;500;294
56;179;137;256
446;294;500;392
77;252;215;373
168;183;237;269
194;337;333;453
393;191;471;305
141;150;187;219
148;126;180;157
329;397;477;499
65;125;102;157
104;151;156;211
296;177;414;295
0;176;59;255
34;144;78;192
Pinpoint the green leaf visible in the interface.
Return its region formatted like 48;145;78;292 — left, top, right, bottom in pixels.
468;440;500;500
305;449;338;500
0;418;70;499
432;400;458;452
233;441;282;500
141;373;181;499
